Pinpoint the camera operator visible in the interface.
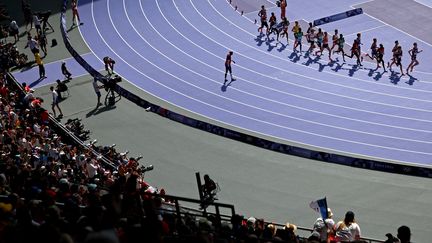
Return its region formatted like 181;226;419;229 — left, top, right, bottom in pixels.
92;77;102;107
38;10;54;33
55;79;68;100
103;56;115;75
202;174;217;200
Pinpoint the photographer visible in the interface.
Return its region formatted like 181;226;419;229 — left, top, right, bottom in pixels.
202;174;217;200
55;79;68;100
103;56;115;75
92;77;102;107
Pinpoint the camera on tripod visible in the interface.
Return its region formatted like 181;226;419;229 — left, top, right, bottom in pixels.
138;164;154;174
104;75;122;91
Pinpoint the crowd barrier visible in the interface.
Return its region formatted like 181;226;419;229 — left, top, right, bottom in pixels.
59;1;432;179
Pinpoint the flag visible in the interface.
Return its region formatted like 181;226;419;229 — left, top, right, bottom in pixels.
309;197;329;219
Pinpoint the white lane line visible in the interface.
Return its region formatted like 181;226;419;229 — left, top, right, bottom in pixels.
150;0;432;131
89;0;432;163
345;24;387;37
414;0;432;8
189;1;432;111
205;0;432;96
226;1;432;80
118;0;432;149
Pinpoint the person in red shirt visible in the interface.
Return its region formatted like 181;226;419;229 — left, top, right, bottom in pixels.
345;39;361;66
315;32;332;61
71;0;83;27
280;0;287;19
224;51;236;83
376;44;386;72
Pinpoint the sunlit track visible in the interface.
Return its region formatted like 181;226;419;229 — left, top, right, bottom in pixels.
78;0;432;165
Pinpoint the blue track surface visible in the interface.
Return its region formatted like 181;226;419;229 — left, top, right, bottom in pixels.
77;0;432;166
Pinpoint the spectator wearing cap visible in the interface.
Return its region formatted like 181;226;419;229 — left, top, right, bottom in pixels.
334;211;361;242
397;225;411;243
312;208;335;242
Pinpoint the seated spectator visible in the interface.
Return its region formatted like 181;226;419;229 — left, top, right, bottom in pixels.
334;211;361;242
276;222;299;243
397;225;411;243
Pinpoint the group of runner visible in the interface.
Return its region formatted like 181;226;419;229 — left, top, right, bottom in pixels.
256;5;423;75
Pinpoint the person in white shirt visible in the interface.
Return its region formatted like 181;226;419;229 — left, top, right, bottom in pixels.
93;78;102;107
25;35;39;54
50;86;63;118
33;14;41;33
9;20;19;43
334;211;361;242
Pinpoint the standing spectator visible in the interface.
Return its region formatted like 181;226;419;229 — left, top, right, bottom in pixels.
333;211;361;242
50;86;63;118
25;35;39;54
22;0;33;30
397;225;411;243
93;77;102;107
103;56;115;75
71;0;83;27
35;52;46;79
33;14;42;34
9;20;19;43
61;61;72;80
38;31;48;56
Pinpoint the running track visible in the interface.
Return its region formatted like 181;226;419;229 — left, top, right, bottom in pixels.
77;0;432;166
